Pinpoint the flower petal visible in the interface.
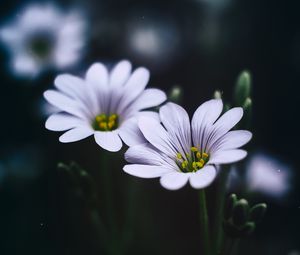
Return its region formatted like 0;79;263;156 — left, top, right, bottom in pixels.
129;88;167;111
117;67;150;111
43;90;88;119
94;130;123;152
159;102;191;156
189;165;217;189
208;108;244;147
118;118;146;146
209;130;252;153
136;111;160;121
125;143;170;165
160;172;189;190
138;117;176;157
191;99;223;150
123;164;171;178
85;62;109;89
45;113;85;131
54;74;85;98
59;126;93;143
0;26;21;44
209;149;247;164
12;54;40;76
109;60;132;88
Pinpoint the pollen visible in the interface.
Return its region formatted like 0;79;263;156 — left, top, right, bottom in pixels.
175;147;210;173
93;113;119;131
176;153;183;160
191;147;198;152
181;160;188;169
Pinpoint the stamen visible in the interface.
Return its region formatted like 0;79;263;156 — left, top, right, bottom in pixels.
176;153;183;160
181;160;188;169
202;152;209;159
176;146;210;173
93;113;119;131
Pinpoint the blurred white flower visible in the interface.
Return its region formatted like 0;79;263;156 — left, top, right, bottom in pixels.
124;100;252;190
0;3;87;78
126;18;180;69
44;60;167;152
246;152;291;199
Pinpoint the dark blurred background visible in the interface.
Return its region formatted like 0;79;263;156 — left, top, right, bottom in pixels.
0;0;299;254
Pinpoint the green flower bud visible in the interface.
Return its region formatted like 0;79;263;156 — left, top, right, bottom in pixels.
243;97;252;109
240;221;256;236
241;97;252;129
249;203;267;223
213;90;222;99
224;193;238;220
235;70;251;106
168;85;183;103
232;199;249;226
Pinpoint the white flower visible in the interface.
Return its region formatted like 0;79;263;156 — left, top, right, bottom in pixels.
123;100;252;190
246;152;291;199
0;3;86;77
126;18;180;69
44;60;167;152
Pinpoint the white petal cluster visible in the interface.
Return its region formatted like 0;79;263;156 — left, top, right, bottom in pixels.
124;100;252;190
44;60;167;152
246;152;291;198
0;3;86;77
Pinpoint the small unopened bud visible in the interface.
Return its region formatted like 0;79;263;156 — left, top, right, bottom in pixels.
235;70;252;106
243;97;252;109
168;85;183;103
232;199;249;226
240;221;256;236
249;203;267;223
213;90;222;99
224;193;238;220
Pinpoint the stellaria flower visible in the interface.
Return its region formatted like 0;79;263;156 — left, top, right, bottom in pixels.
123;100;252;190
0;3;86;77
44;60;167;152
246;152;291;199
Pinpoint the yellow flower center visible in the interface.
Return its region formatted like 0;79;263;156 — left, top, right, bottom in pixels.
93;114;119;131
176;147;209;173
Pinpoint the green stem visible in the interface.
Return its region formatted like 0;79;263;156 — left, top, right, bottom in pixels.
213;166;231;255
198;189;210;255
121;179;138;251
219;235;238;255
99;151;120;255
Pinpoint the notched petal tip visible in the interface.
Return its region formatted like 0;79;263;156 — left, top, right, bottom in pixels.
159;172;189;190
189;165;217;189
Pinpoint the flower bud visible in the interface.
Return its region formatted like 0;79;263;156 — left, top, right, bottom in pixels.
240;221;256;236
224;193;238;220
168;85;183;103
249;203;267;223
235;70;251;106
232;199;249;226
213;90;222;99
